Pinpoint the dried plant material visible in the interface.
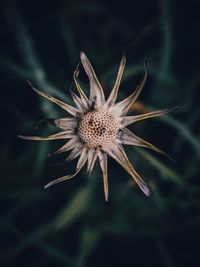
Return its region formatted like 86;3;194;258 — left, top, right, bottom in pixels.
20;52;175;201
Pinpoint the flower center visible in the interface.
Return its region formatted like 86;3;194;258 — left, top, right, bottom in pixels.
78;108;119;149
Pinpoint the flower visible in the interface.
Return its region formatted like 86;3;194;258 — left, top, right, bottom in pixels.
19;52;175;201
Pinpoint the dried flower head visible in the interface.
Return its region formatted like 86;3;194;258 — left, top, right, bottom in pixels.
19;52;175;201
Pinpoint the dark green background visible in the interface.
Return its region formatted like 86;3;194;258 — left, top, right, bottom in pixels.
1;0;200;266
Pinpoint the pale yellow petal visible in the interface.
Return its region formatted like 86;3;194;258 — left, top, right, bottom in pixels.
44;170;79;189
121;106;178;126
73;67;89;110
105;55;126;108
45;147;87;189
66;144;84;162
76;147;88;171
71;90;84;112
80;52;105;107
18;131;74;141
87;148;98;175
117;127;172;160
48;137;79;157
98;151;109;201
27;80;79;116
109;60;147;116
106;142;150;196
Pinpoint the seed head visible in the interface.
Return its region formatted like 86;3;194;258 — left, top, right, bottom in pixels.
19;52;176;201
78;108;120;149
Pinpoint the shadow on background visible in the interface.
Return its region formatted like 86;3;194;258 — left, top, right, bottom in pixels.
0;0;200;266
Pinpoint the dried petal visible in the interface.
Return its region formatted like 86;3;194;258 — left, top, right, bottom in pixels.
71;90;85;112
18;131;73;141
117;127;171;160
98;150;108;201
44;170;79;189
73;67;89;110
109;60;147;116
66;144;84;162
87;148;98;175
105;55;126;108
106;142;150;196
76;147;88;171
27;81;79;116
45;147;88;189
121;106;178;126
48;137;79;156
80;52;105;107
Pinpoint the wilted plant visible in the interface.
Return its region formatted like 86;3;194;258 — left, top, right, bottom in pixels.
19;52;176;201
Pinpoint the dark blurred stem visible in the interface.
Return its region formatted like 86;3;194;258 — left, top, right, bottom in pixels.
174;106;200;154
60;22;78;67
160;0;173;75
0;223;75;266
133;148;183;186
161;115;200;161
3;1;75;179
156;236;175;267
3;1;72;117
152;0;176;97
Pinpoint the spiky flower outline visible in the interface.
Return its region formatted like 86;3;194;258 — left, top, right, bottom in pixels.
19;52;176;201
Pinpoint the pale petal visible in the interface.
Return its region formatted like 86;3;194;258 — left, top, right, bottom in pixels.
18;131;74;141
87;148;98;175
44;170;80;189
73;67;89;110
44;171;78;189
106;142;150;196
66;144;84;162
48;137;79;156
71;90;85;112
27;80;79;117
121;106;178;127
76;147;88;171
54;118;77;130
98;151;109;201
117;127;171;160
109;60;147;116
45;146;87;189
105;55;126;108
80;52;105;107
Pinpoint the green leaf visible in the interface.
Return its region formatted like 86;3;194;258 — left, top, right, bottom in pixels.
54;186;91;229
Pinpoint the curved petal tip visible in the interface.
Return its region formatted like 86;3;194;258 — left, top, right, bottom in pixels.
80;51;86;60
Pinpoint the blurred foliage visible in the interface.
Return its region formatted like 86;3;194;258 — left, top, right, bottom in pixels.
0;0;200;266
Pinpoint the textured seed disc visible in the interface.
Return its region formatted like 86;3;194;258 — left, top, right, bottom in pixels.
78;108;120;149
